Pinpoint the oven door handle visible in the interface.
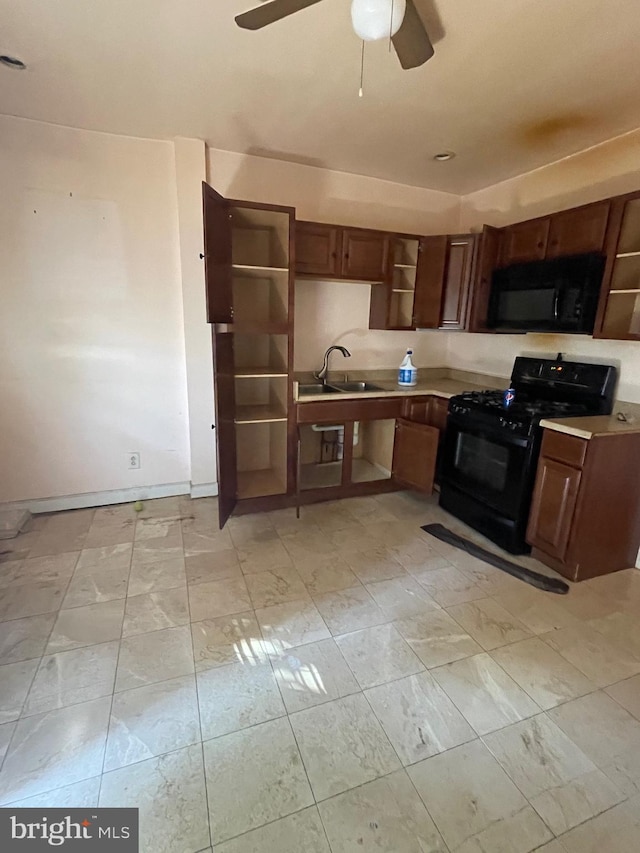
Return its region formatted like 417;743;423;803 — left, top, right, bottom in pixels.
446;414;531;449
553;285;561;323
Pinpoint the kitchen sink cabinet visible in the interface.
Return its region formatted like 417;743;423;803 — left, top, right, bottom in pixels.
527;428;640;581
295;220;389;282
392;420;439;494
402;394;449;483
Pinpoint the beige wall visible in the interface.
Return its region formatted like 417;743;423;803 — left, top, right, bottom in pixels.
207;147;457;371
453;129;640;402
0;115;191;505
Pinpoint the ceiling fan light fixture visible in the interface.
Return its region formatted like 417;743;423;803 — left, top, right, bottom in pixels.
350;0;406;42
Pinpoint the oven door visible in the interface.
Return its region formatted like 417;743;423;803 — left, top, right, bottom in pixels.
441;415;534;519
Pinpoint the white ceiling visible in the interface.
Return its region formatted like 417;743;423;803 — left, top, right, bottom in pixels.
2;0;640;193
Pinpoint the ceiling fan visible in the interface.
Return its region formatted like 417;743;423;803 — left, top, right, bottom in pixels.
235;0;434;70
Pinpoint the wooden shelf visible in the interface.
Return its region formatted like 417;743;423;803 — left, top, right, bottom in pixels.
232;264;289;276
608;289;640;295
235;405;287;424
392;289;415;293
235;367;288;378
616;252;640;259
394;263;417;270
237;468;286;499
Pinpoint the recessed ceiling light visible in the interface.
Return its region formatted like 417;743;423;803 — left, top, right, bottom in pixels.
433;151;455;161
0;55;27;70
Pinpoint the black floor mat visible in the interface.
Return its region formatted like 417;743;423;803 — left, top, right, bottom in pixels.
421;523;570;595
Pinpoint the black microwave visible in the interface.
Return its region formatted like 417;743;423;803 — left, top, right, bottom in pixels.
487;252;605;333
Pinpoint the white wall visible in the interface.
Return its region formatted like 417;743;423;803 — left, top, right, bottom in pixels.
454;129;640;402
0;115;191;505
208;147;457;371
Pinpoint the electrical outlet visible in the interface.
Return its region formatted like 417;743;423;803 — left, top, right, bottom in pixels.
128;452;140;470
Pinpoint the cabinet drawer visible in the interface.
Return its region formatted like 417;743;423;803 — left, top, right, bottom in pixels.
297;397;404;424
540;430;588;468
402;396;431;423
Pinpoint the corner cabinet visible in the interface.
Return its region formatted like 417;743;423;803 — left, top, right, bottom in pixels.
595;192;640;340
527;428;640;581
295;221;389;282
202;183;296;527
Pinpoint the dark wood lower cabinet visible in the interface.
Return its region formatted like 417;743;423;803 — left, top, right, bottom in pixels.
392;419;439;493
527;429;640;581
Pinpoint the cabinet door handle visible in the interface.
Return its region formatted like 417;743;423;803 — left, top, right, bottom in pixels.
199;253;205;259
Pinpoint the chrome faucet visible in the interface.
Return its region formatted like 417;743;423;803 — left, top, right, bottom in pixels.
314;346;351;382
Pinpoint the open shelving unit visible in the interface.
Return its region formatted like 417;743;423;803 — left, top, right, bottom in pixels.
601;198;640;338
388;236;420;329
229;206;293;500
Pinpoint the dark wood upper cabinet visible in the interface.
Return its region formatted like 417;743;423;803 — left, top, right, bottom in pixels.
392;419;439;494
499;218;550;266
546;201;610;258
295;221;388;281
412;236;448;328
467;225;502;333
341;228;389;281
438;234;478;330
203;182;232;324
294;221;340;277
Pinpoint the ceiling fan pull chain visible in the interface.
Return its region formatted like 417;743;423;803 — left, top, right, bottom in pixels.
359;39;365;97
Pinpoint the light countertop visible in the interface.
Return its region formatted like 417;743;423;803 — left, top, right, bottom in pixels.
540;402;640;439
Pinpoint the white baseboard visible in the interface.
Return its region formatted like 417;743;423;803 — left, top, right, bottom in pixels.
2;482;192;515
190;482;219;498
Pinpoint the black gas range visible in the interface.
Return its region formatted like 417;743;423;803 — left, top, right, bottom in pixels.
439;355;617;554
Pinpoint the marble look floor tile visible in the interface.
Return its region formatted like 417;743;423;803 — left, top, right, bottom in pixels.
122;587;189;636
197;660;285;740
343;496;398;524
584;568;640;609
558;582;621;621
343;546;407;584
558;795;640;853
182;528;234;555
407;740;552;853
92;504;136;525
75;543;132;572
364;521;421;548
212;807;330;853
493;588;579;634
281;529;339;563
272;638;359;713
548;690;640;769
305;502;364;534
289;693;400;801
414;565;486;607
0;697;111;804
256;599;330;650
542;623;640;688
134;518;182;541
588;610;640;660
335;623;424;689
0;613;56;664
204;717;313;844
63;562;130;609
104;674;200;771
432;653;541;735
245;565;309;609
365;671;475;765
116;625;194;691
3;776;101;809
191;612;263;672
185;550;241;586
318;770;448;853
23;641;118;716
313;586;388;635
330;526;384;554
446;597;534;650
483;713;596;799
0;721;15;762
389;540;449;573
83;522;135;549
606;674;640;720
0;660;38;722
531;768;624;836
27;532;87;558
394;610;482;669
100;743;210;853
0;579;68;622
188;577;251;623
237;539;293;575
293;554;360;596
127;557;186;597
491;637;596;710
365;575;439;619
130;542;183;569
46;599;125;653
600;744;640;797
6;553;78;587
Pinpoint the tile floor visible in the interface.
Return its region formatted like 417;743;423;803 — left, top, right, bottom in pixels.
1;491;640;851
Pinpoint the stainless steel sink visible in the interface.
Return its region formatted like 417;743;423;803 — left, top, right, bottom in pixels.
326;381;385;393
297;383;342;396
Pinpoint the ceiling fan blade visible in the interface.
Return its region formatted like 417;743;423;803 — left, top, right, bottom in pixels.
235;0;324;30
392;0;434;69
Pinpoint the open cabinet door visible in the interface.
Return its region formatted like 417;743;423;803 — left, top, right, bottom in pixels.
392;419;439;494
202;182;237;528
